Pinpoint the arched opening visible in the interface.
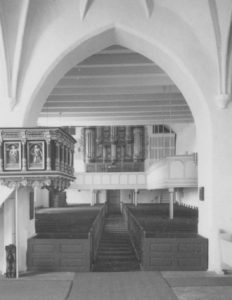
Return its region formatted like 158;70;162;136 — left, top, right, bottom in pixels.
27;39;211;272
22;26;210;130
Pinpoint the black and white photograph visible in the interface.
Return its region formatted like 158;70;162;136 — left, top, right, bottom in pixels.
0;1;232;300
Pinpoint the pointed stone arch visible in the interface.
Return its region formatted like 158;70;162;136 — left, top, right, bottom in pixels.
1;15;220;270
22;24;211;132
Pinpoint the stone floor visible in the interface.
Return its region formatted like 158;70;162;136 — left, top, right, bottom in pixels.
0;271;232;300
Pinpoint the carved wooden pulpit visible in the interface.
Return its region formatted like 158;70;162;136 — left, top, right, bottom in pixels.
0;127;76;191
0;127;76;278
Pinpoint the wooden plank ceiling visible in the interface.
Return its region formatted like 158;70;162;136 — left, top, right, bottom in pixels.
40;45;193;126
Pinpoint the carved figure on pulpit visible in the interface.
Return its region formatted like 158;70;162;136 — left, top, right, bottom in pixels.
31;144;43;163
9;145;18;163
3;142;21;170
28;141;45;170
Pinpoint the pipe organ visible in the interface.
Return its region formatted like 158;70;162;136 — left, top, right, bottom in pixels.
84;126;145;172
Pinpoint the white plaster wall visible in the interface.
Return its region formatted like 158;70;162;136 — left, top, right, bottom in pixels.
172;123;197;155
0;188;36;273
34;187;49;208
66;189;92;205
17;188;35;272
97;190;107;204
120;189;169;204
120;190;133;204
73;127;85;173
0;186;14;207
67;189;107;205
0;205;4;275
207;116;232;271
177;188;199;208
67;188;171;205
2;196;15;274
138;190;162;204
3;196;15;249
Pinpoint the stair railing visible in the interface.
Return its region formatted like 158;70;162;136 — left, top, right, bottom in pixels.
88;205;107;268
122;204;145;263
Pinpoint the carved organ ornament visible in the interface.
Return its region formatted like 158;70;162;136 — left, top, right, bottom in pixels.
83;126;144;172
0;128;76;191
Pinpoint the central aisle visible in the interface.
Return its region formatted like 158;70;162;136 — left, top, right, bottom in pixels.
68;272;178;300
93;214;140;272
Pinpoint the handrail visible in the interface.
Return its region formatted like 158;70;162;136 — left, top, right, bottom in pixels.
88;204;106;268
125;205;146;237
123;204;146;262
89;205;105;232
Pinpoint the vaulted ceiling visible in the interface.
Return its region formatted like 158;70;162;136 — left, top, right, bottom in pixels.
39;45;193;126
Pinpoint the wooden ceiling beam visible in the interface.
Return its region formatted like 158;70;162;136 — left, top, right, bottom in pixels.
57;74;174;87
47;93;184;102
43;103;189;110
41;45;193;125
38;117;194;127
79;52;152;66
40;109;192;117
65;64;162;77
50;85;180;96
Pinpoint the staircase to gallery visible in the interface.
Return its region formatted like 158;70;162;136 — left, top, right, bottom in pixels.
93;213;140;272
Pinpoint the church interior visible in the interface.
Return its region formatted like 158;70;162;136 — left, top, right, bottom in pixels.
0;0;232;299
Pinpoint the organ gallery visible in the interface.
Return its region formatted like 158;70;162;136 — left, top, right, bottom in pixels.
84;126;145;172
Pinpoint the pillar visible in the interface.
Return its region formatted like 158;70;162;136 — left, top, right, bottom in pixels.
0;139;3;171
71;149;74;174
55;141;61;171
125;126;132;160
85;128;95;163
125;126;132;142
120;145;125;169
68;148;72;174
133;127;143;162
102;145;107;164
21;140;27;171
61;144;65;171
50;190;67;207
91;190;97;206
111;127;117;163
46;137;51;171
64;145;68;172
96;127;102;144
175;188;183;204
205;115;232;272
111;144;116;163
168;188;175;219
134;189;138;206
15;187;19;278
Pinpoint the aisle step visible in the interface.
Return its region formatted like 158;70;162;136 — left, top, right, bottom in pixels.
93;214;140;272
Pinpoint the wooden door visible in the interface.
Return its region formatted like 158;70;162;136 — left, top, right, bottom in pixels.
107;190;121;214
